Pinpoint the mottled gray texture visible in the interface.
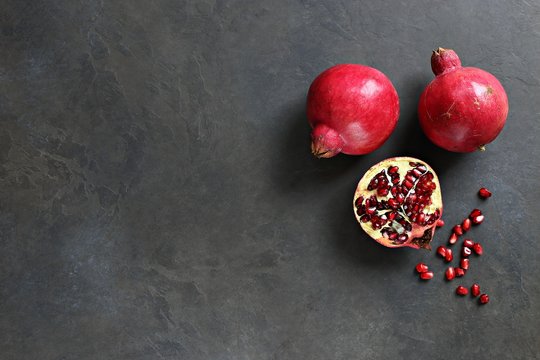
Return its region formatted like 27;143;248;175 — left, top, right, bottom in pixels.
1;0;539;359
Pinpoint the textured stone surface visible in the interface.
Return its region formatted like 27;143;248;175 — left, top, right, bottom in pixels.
1;0;539;359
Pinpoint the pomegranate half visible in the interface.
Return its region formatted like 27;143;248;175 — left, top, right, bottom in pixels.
353;157;443;250
418;48;509;152
307;64;399;158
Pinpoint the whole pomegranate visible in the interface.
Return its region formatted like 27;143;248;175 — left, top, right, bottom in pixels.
307;64;399;158
418;48;509;152
353;157;443;250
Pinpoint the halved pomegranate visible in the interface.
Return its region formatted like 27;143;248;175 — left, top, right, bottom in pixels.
353;157;443;249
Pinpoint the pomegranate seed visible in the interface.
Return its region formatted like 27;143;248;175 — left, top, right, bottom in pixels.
415;263;429;273
473;243;483;255
471;215;485;225
460;258;469;270
420;271;434;280
449;233;458;245
453;225;463;236
462;218;471;232
436;246;447;258
462;247;472;257
445;267;455;280
463;239;474;248
436;219;445;227
388;166;399;174
469;209;482;219
471;284;480;297
455;267;465;277
444;249;453;262
479;294;490;304
478;187;492;199
456;286;468;296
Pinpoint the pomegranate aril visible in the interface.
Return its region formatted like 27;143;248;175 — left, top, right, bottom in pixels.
462;247;472;257
479;294;490;304
436;246;447;258
449;233;458;245
397;234;408;243
469;209;482;219
478;187;492;199
436;219;445;227
473;243;483;255
455;267;465;277
415;263;429;273
377;187;389;197
462;218;471;232
388;165;399;174
412;168;423;178
471;284;481;297
453;225;463;236
403;180;413;189
456;286;468;296
444;249;453;262
420;271;434;280
463;239;474;248
445;267;455;280
471;215;485;225
460;258;469;270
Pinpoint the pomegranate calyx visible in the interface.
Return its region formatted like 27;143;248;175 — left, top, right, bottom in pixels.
310;124;344;158
431;47;462;76
478;145;486;152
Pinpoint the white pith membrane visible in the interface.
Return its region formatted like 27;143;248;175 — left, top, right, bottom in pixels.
353;157;443;249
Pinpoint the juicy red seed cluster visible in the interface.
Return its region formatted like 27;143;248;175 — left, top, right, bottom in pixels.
418;192;491;306
355;163;441;245
415;262;434;280
448;209;485;245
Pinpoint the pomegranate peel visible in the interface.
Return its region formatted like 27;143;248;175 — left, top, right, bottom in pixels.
353;157;443;250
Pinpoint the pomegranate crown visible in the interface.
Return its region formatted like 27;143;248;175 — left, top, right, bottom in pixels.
431;47;462;76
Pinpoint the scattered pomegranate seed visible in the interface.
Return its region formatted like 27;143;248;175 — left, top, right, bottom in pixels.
479;294;490;304
460;258;469;270
436;219;445;227
471;215;485;225
471;284;481;297
455;267;465;277
462;218;471;232
416;263;429;273
473;243;483;255
436;246;447;258
420;272;434;280
478;188;492;199
462;247;472;257
449;233;458;245
444;249;453;262
469;209;482;218
456;286;468;296
445;267;455;280
453;225;463;236
463;239;474;248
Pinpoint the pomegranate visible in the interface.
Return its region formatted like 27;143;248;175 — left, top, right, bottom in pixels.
353;157;443;249
307;64;399;157
418;48;509;152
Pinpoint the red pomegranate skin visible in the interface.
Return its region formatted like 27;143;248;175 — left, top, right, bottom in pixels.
307;64;399;157
418;48;509;152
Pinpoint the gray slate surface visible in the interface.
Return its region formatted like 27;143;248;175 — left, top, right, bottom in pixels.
1;0;539;359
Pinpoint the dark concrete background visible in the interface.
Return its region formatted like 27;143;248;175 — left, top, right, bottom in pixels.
1;0;539;359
